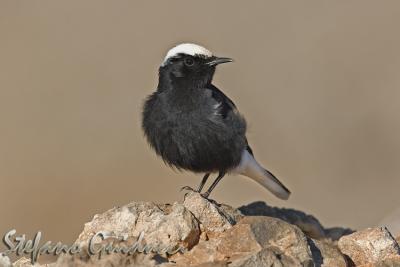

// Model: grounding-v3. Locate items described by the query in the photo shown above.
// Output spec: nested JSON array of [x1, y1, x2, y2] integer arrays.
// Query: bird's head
[[159, 43, 232, 88]]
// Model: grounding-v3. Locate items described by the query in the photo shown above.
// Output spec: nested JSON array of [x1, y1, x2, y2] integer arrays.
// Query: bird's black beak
[[206, 56, 233, 66]]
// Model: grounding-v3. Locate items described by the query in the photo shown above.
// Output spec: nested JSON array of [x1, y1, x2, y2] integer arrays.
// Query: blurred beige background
[[1, 0, 400, 248]]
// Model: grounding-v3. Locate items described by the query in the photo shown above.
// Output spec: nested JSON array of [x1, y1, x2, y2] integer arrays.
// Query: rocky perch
[[3, 192, 400, 267]]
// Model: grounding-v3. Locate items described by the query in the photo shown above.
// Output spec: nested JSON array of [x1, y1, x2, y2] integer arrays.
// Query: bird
[[141, 43, 290, 200]]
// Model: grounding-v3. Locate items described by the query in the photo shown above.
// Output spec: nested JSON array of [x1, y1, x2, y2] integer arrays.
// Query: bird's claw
[[181, 186, 200, 201], [180, 186, 210, 200], [180, 186, 196, 192]]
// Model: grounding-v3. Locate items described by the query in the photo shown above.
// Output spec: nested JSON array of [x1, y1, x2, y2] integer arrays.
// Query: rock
[[216, 202, 244, 224], [371, 254, 400, 267], [238, 217, 314, 266], [11, 258, 33, 267], [76, 201, 200, 253], [0, 254, 11, 267], [11, 257, 52, 267], [8, 194, 367, 266], [170, 216, 314, 266], [338, 227, 400, 266], [309, 239, 347, 267], [54, 253, 158, 267], [188, 263, 228, 267], [11, 254, 160, 267], [169, 220, 262, 265], [228, 248, 288, 267], [239, 201, 353, 240], [356, 255, 400, 267], [182, 192, 241, 233]]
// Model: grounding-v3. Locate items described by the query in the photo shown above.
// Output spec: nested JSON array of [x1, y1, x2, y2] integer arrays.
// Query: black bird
[[142, 43, 290, 199]]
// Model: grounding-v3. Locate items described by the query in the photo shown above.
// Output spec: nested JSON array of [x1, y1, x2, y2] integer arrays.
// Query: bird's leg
[[197, 173, 210, 193], [181, 173, 210, 193], [201, 172, 225, 198]]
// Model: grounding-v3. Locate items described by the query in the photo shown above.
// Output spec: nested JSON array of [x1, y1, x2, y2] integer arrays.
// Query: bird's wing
[[206, 84, 253, 154], [206, 84, 238, 119]]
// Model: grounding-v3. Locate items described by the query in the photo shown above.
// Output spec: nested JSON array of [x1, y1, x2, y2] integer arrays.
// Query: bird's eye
[[184, 57, 195, 66]]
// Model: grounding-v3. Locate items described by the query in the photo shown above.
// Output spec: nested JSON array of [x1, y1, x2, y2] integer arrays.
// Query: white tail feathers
[[232, 150, 291, 200]]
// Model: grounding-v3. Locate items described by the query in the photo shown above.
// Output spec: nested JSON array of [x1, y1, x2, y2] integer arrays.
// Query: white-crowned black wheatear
[[142, 43, 290, 199]]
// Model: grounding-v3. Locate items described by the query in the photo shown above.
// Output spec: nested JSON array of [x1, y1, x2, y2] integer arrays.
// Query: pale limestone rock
[[238, 217, 314, 266], [372, 254, 400, 267], [228, 248, 285, 267], [12, 193, 387, 266], [76, 201, 200, 252], [338, 227, 400, 266], [170, 216, 314, 266], [357, 255, 400, 267], [0, 254, 11, 267], [182, 192, 240, 233], [54, 253, 158, 267], [11, 257, 52, 267]]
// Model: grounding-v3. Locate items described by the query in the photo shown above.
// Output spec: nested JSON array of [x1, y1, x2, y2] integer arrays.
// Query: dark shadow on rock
[[151, 254, 169, 264], [239, 201, 354, 240], [308, 238, 323, 267], [344, 255, 356, 267], [324, 227, 354, 241]]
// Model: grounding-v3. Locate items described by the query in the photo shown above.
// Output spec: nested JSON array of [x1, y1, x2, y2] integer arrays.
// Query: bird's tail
[[235, 150, 291, 200]]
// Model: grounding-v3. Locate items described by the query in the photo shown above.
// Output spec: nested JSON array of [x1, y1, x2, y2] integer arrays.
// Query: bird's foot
[[200, 192, 210, 199], [180, 186, 210, 199], [180, 186, 200, 201]]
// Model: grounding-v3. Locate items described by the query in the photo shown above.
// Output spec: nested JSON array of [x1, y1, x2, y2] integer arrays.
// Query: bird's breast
[[142, 92, 246, 172]]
